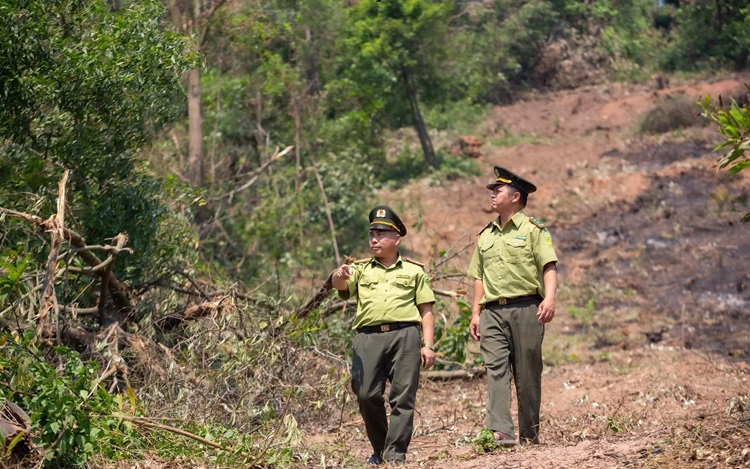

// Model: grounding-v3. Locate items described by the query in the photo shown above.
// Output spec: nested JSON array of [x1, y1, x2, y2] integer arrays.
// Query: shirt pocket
[[357, 276, 379, 298], [394, 276, 415, 291], [479, 240, 500, 263], [504, 238, 531, 264]]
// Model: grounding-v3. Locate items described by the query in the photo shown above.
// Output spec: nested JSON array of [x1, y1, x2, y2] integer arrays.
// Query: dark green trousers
[[480, 299, 544, 443], [351, 325, 421, 462]]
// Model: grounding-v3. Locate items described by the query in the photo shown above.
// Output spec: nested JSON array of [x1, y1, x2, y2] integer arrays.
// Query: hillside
[[304, 74, 750, 468]]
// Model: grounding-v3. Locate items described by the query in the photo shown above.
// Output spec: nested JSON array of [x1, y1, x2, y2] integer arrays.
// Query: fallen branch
[[212, 145, 293, 202], [295, 273, 334, 319], [432, 288, 466, 299], [184, 296, 229, 321], [2, 205, 135, 315], [117, 415, 233, 452], [424, 367, 486, 381]]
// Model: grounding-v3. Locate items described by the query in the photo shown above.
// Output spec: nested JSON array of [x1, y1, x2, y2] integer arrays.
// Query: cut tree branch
[[212, 145, 293, 202], [424, 367, 486, 381], [117, 415, 233, 452]]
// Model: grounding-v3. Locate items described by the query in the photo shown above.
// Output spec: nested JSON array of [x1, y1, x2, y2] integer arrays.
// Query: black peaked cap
[[369, 205, 407, 236], [485, 165, 537, 194]]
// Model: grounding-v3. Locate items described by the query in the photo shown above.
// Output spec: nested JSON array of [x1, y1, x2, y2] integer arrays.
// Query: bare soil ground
[[304, 74, 750, 468]]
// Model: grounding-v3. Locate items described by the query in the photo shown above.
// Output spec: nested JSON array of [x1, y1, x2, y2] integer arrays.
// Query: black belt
[[486, 294, 541, 307], [357, 322, 419, 333]]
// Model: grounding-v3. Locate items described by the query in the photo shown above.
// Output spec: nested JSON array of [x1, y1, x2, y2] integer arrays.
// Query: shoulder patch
[[352, 257, 372, 265], [528, 217, 545, 229], [403, 257, 425, 268], [475, 219, 494, 237]]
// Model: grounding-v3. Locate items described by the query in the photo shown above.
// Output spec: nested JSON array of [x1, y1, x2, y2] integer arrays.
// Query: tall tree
[[0, 0, 198, 291], [166, 0, 227, 187], [338, 0, 454, 168]]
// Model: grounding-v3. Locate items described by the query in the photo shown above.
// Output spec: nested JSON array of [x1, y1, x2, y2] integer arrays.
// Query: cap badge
[[376, 209, 386, 218]]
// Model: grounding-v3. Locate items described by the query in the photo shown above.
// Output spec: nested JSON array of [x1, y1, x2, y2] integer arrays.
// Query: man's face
[[369, 229, 400, 256], [490, 184, 517, 212]]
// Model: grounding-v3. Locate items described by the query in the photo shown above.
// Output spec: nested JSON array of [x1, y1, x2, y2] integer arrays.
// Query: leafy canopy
[[0, 0, 199, 282]]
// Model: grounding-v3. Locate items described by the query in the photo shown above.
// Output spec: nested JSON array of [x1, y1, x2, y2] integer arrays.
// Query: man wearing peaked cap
[[331, 205, 435, 465], [467, 165, 558, 447], [369, 205, 407, 236]]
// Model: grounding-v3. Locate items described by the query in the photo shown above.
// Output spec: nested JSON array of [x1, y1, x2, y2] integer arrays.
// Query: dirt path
[[306, 74, 750, 468]]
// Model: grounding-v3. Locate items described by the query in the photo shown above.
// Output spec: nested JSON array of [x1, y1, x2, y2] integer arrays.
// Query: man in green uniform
[[467, 166, 558, 446], [331, 205, 436, 465]]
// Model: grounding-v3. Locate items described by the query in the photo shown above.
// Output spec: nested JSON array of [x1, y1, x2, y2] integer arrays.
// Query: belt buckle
[[380, 324, 390, 332], [497, 298, 507, 305]]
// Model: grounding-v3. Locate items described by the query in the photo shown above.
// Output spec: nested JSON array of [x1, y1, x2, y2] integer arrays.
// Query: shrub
[[0, 331, 140, 466], [639, 93, 707, 134]]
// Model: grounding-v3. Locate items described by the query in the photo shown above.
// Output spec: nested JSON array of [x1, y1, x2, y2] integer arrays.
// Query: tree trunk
[[403, 68, 438, 168], [187, 68, 204, 187]]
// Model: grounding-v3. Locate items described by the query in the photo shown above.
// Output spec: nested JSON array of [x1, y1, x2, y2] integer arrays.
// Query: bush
[[639, 93, 708, 134], [0, 331, 140, 466]]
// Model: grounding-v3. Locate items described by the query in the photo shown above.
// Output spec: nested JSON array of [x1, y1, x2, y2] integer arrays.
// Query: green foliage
[[607, 415, 636, 434], [446, 0, 561, 103], [0, 0, 197, 182], [472, 428, 500, 453], [700, 91, 750, 222], [0, 331, 140, 466], [380, 150, 480, 190], [429, 152, 482, 183], [568, 299, 596, 328], [334, 0, 454, 127], [434, 299, 481, 368], [0, 253, 31, 309], [423, 100, 492, 133], [0, 0, 199, 285], [664, 1, 750, 71]]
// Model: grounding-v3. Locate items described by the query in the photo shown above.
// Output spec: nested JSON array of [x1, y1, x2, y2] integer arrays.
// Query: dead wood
[[37, 170, 69, 338], [65, 231, 132, 314], [296, 272, 335, 319], [118, 415, 233, 452], [309, 153, 341, 265], [431, 288, 466, 299], [0, 402, 33, 460], [184, 296, 229, 320], [62, 305, 99, 315], [1, 204, 134, 321], [424, 367, 486, 381]]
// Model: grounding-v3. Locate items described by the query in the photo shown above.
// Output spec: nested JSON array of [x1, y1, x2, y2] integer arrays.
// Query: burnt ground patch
[[556, 146, 750, 361], [601, 138, 713, 169]]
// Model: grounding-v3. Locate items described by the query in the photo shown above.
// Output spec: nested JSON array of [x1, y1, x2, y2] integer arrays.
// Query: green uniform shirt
[[467, 210, 558, 305], [338, 254, 436, 330]]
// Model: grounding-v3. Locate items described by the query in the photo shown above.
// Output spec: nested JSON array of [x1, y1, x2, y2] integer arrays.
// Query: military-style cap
[[369, 205, 407, 236], [485, 165, 537, 194]]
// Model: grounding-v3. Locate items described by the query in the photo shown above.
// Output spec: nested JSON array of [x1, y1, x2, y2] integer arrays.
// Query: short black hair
[[506, 185, 528, 207]]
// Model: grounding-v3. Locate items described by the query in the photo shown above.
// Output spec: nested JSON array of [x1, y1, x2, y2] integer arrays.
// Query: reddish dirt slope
[[308, 75, 750, 468]]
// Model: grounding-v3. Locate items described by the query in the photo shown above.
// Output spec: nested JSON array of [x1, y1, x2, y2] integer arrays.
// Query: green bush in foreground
[[0, 331, 140, 466]]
